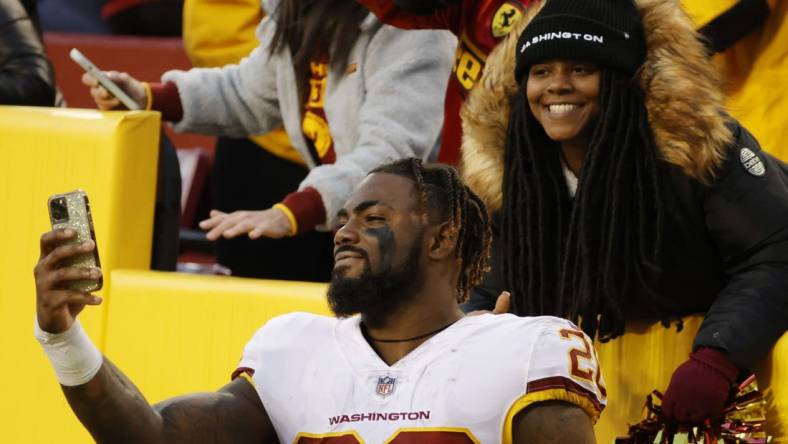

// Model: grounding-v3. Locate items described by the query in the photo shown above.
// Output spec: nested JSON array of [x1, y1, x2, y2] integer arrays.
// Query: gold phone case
[[48, 190, 103, 293]]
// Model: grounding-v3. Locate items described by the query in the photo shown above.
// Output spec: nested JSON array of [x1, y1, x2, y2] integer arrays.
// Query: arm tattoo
[[62, 358, 275, 443], [512, 401, 596, 444]]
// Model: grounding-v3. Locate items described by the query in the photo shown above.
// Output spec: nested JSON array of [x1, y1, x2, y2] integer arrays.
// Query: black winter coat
[[467, 123, 788, 371], [0, 0, 55, 106]]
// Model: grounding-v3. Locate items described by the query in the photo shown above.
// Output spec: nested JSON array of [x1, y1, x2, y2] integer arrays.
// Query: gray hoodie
[[162, 0, 455, 229]]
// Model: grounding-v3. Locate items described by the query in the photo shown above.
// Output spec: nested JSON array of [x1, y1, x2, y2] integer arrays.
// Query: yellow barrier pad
[[0, 107, 160, 443], [757, 333, 788, 442], [104, 270, 330, 402], [595, 317, 702, 442]]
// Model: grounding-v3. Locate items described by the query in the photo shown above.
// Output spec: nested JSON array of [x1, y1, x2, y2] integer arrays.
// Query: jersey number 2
[[559, 328, 607, 397]]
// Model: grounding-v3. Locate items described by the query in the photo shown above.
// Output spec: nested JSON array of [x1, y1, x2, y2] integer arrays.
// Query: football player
[[34, 158, 605, 443]]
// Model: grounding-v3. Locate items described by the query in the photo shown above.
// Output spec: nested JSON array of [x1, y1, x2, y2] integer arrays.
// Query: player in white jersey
[[34, 158, 604, 443], [237, 313, 604, 443]]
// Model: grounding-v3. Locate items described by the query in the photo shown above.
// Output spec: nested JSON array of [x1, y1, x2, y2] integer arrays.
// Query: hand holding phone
[[71, 48, 146, 111], [47, 190, 103, 293], [35, 191, 103, 334]]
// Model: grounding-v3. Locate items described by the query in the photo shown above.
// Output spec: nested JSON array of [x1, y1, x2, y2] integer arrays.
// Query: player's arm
[[63, 363, 274, 443], [35, 229, 277, 443], [511, 401, 595, 444], [506, 318, 605, 443]]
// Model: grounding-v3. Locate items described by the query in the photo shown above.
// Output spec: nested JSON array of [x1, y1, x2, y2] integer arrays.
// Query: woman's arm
[[694, 125, 788, 369], [162, 15, 283, 137], [299, 25, 456, 229], [661, 123, 788, 424]]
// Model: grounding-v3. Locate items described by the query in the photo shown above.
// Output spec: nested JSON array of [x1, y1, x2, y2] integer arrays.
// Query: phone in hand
[[48, 190, 103, 293], [69, 48, 141, 111]]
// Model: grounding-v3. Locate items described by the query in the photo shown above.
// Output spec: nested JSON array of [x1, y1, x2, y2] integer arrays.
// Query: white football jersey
[[236, 313, 606, 444]]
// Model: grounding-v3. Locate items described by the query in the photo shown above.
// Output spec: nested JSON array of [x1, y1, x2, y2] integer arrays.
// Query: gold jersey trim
[[501, 388, 601, 443]]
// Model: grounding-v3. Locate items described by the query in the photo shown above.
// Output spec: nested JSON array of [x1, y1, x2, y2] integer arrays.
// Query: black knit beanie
[[514, 0, 646, 82]]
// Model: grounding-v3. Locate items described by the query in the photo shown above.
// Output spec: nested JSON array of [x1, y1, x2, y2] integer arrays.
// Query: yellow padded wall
[[0, 107, 160, 443], [104, 270, 331, 402], [596, 317, 788, 443], [594, 317, 702, 443], [757, 333, 788, 442]]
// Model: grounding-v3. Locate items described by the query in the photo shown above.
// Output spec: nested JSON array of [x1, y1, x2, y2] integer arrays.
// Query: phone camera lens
[[51, 198, 69, 222]]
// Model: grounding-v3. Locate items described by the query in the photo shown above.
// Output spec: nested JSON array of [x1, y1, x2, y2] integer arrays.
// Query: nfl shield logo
[[376, 376, 396, 397]]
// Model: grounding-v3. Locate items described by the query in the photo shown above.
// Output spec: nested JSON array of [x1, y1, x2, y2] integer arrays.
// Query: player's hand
[[467, 291, 511, 316], [81, 71, 147, 110], [34, 229, 103, 334], [199, 208, 294, 241]]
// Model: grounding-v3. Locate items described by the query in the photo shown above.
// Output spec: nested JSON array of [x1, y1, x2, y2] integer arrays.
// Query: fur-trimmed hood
[[461, 0, 732, 213]]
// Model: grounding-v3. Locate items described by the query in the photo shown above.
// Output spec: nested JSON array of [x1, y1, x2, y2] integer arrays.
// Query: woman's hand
[[81, 71, 147, 110], [199, 208, 294, 241], [467, 291, 511, 316]]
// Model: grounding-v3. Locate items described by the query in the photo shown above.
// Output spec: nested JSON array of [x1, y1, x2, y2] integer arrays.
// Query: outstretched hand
[[34, 229, 103, 334], [199, 208, 294, 241], [467, 291, 511, 316]]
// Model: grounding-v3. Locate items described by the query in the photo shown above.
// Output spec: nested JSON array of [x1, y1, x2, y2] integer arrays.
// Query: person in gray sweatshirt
[[83, 0, 455, 271]]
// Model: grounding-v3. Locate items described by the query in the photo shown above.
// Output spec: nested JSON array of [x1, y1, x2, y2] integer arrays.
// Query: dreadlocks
[[372, 159, 492, 302], [502, 69, 674, 341]]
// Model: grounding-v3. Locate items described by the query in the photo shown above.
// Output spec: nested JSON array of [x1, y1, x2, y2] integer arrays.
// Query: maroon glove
[[661, 347, 739, 424]]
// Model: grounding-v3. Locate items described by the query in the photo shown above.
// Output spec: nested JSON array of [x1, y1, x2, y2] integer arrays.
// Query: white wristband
[[35, 319, 103, 386]]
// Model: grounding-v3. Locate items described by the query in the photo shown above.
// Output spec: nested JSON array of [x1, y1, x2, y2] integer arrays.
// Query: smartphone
[[69, 48, 141, 111], [48, 190, 103, 293]]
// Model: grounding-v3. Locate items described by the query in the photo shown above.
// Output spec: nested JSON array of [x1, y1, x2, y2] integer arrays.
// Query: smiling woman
[[496, 0, 664, 340], [525, 60, 601, 174], [461, 0, 788, 428]]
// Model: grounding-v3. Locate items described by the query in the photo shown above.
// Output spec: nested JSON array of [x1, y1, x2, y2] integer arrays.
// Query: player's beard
[[327, 238, 423, 328]]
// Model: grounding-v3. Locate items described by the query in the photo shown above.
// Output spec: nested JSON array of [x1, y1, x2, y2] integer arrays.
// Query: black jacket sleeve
[[463, 217, 506, 313], [698, 0, 770, 53], [0, 0, 56, 106], [694, 123, 788, 370]]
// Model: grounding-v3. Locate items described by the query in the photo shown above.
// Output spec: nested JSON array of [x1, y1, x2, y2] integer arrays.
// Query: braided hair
[[502, 69, 674, 341], [373, 159, 492, 302]]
